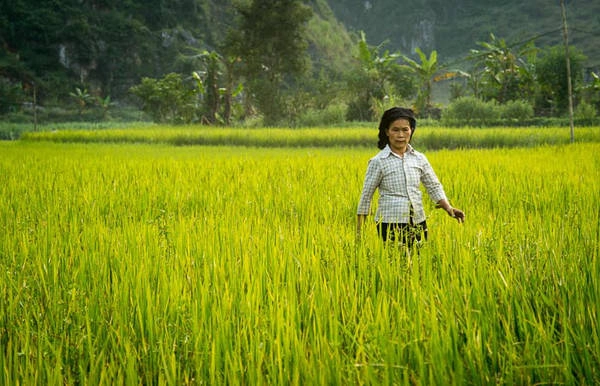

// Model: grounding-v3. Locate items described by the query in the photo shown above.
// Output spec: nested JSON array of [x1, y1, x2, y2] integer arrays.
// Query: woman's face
[[386, 118, 412, 153]]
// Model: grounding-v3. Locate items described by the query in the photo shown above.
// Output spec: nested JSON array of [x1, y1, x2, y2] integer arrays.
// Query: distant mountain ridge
[[327, 0, 600, 69]]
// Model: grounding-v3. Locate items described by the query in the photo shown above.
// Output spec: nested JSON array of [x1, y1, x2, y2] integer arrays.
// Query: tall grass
[[18, 125, 600, 149], [1, 141, 598, 384], [0, 121, 155, 140]]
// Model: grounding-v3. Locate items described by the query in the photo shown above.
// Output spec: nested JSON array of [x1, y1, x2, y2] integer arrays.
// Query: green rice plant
[[18, 125, 600, 149], [0, 141, 598, 384]]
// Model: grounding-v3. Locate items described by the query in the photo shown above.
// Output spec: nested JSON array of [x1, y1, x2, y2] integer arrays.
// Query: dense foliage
[[1, 0, 599, 125], [1, 0, 217, 100], [0, 0, 358, 124], [328, 0, 600, 69], [224, 0, 314, 125]]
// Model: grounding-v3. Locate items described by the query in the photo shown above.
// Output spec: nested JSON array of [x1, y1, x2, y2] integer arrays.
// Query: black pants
[[377, 221, 428, 247]]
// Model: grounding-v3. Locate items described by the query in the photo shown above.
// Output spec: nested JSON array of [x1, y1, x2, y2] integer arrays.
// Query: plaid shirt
[[357, 144, 447, 224]]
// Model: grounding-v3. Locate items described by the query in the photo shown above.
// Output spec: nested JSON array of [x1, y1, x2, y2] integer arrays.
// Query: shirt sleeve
[[420, 155, 447, 203], [357, 159, 382, 215]]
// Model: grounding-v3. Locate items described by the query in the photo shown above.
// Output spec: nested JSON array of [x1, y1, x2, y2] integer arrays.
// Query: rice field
[[1, 134, 599, 384], [19, 125, 600, 149]]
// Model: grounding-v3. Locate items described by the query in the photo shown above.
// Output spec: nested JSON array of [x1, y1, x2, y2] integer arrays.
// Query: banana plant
[[69, 87, 93, 117], [401, 48, 441, 113]]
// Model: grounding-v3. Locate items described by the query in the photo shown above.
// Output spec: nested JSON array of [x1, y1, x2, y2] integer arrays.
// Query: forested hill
[[0, 0, 355, 102], [1, 0, 599, 108], [329, 0, 600, 69]]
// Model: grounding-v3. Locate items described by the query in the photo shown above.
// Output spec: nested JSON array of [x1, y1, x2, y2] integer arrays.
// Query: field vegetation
[[1, 127, 599, 384], [14, 124, 600, 149]]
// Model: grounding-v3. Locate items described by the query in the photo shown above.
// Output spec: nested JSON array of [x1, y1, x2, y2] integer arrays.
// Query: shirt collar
[[382, 144, 414, 158]]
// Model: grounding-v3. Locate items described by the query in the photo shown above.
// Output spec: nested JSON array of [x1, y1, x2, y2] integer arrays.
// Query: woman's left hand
[[448, 207, 465, 223]]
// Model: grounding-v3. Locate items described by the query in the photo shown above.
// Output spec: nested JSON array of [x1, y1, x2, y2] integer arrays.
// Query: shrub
[[370, 95, 410, 121], [129, 73, 196, 124], [296, 103, 347, 127], [499, 100, 534, 121], [441, 97, 500, 126], [0, 78, 26, 114], [0, 124, 28, 140], [575, 101, 597, 121]]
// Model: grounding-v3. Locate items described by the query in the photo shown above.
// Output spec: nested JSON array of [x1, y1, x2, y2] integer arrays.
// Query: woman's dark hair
[[377, 107, 417, 149]]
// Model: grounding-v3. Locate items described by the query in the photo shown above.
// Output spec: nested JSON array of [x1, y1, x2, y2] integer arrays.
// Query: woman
[[356, 107, 464, 247]]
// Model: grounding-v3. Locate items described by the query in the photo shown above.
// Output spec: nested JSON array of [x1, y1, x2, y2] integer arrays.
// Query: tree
[[96, 95, 113, 120], [400, 47, 453, 115], [468, 33, 538, 104], [190, 50, 222, 124], [181, 47, 244, 125], [226, 0, 313, 125], [0, 78, 26, 114], [69, 87, 93, 117], [346, 31, 415, 121], [581, 72, 600, 115], [220, 55, 244, 125], [535, 45, 586, 116], [129, 73, 195, 123]]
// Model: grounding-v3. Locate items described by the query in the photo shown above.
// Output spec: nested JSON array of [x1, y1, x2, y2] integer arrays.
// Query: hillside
[[0, 0, 355, 103], [2, 0, 599, 116], [328, 0, 600, 70]]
